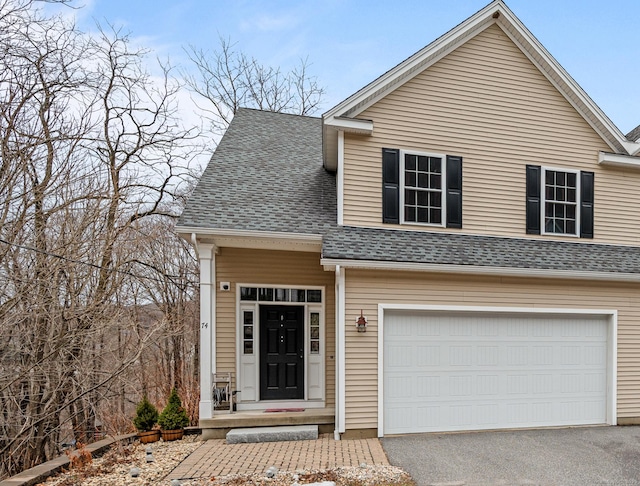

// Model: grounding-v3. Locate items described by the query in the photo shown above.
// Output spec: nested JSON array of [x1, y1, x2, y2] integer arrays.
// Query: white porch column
[[198, 243, 216, 420]]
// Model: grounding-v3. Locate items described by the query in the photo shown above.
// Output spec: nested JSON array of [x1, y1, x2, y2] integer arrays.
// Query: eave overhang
[[176, 226, 323, 253], [322, 117, 373, 172], [598, 151, 640, 170]]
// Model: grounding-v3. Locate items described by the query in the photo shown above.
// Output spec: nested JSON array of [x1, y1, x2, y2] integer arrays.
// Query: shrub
[[158, 388, 190, 430], [132, 396, 158, 432]]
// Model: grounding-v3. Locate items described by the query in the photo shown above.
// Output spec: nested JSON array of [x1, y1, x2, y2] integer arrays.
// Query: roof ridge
[[236, 106, 321, 120]]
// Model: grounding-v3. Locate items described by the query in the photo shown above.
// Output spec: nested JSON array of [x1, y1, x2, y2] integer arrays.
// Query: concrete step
[[226, 425, 318, 444]]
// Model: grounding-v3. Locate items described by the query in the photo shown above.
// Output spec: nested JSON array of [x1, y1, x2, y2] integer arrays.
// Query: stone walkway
[[167, 434, 389, 481]]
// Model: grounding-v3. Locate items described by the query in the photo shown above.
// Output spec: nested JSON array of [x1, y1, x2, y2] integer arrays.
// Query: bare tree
[[0, 2, 324, 479], [0, 1, 201, 477], [129, 214, 199, 422], [184, 36, 325, 134]]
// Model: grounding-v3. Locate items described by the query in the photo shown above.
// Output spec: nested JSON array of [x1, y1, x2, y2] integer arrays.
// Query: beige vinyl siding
[[215, 248, 335, 406], [342, 24, 640, 244], [344, 269, 640, 431]]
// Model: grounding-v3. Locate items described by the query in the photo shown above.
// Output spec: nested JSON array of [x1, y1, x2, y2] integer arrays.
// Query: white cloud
[[240, 12, 300, 33]]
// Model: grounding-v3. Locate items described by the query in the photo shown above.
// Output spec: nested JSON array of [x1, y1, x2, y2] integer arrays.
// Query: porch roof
[[178, 108, 336, 235]]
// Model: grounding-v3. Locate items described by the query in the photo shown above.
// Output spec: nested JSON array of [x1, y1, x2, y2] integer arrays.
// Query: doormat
[[264, 408, 305, 413]]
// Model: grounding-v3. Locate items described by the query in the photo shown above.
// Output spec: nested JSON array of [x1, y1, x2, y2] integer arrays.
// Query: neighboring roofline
[[320, 258, 640, 283], [322, 0, 640, 170], [176, 226, 323, 252], [626, 124, 640, 143]]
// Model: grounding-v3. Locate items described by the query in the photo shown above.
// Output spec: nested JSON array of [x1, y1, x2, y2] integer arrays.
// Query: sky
[[61, 0, 640, 134]]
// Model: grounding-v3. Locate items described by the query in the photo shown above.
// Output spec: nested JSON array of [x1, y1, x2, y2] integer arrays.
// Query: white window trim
[[399, 149, 447, 228], [540, 165, 581, 237], [235, 283, 326, 410]]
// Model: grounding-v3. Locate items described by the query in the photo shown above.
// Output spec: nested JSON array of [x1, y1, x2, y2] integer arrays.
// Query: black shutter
[[446, 155, 463, 229], [526, 165, 541, 234], [580, 171, 594, 239], [382, 148, 400, 224]]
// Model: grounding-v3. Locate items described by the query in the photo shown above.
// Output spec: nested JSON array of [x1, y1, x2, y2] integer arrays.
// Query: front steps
[[226, 425, 318, 444], [200, 408, 334, 440]]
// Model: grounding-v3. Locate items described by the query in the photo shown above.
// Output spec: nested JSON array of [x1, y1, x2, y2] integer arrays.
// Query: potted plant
[[133, 396, 160, 444], [158, 388, 190, 441]]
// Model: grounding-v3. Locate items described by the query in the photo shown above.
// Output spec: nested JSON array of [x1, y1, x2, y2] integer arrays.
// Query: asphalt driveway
[[381, 426, 640, 485]]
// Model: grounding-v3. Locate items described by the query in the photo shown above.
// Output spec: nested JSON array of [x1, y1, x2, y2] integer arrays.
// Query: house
[[176, 0, 640, 439]]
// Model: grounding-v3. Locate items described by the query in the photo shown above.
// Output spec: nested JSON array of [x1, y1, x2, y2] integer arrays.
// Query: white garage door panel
[[383, 313, 609, 435]]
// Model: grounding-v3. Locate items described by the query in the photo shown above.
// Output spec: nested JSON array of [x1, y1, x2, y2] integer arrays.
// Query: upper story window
[[526, 165, 594, 238], [403, 152, 444, 225], [382, 148, 462, 229], [543, 168, 578, 235]]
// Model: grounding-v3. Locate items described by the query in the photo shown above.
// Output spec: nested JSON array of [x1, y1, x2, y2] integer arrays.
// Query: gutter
[[321, 258, 640, 283]]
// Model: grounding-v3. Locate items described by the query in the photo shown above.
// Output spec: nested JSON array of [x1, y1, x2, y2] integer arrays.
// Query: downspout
[[191, 232, 199, 253], [334, 265, 346, 439], [337, 131, 344, 225]]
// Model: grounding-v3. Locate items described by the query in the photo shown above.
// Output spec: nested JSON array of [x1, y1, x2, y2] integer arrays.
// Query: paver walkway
[[167, 434, 389, 481]]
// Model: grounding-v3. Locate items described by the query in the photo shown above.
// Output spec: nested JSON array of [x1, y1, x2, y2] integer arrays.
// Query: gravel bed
[[187, 465, 414, 485], [37, 435, 414, 486], [37, 435, 202, 486]]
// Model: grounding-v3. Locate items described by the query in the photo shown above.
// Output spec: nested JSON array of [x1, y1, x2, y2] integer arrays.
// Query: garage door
[[383, 311, 610, 435]]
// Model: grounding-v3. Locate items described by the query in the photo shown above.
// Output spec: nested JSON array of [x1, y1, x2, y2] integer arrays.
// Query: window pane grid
[[404, 154, 442, 224], [544, 169, 578, 235], [310, 312, 320, 354], [239, 287, 322, 303], [242, 311, 254, 355]]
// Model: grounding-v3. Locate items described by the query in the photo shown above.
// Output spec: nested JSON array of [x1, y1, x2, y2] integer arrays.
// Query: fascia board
[[320, 258, 640, 283], [323, 116, 373, 134], [622, 140, 640, 156], [176, 226, 322, 241], [598, 151, 640, 169], [176, 226, 323, 251]]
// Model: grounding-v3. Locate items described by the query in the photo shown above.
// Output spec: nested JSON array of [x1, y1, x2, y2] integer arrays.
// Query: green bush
[[133, 396, 158, 432], [158, 388, 190, 430]]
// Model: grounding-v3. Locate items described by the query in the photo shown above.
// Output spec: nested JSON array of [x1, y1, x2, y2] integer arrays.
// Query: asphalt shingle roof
[[180, 108, 640, 276], [323, 226, 640, 275], [178, 108, 336, 234], [626, 124, 640, 142]]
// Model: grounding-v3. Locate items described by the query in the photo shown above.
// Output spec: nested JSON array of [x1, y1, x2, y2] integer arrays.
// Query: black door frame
[[259, 304, 305, 400]]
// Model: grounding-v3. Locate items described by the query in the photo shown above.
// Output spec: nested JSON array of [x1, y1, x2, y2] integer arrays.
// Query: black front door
[[260, 305, 304, 400]]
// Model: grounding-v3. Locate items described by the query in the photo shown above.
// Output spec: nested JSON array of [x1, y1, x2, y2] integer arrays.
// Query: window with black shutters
[[526, 165, 594, 238], [382, 148, 462, 229]]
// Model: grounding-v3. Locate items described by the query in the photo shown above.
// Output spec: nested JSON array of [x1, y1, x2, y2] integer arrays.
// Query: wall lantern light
[[355, 309, 367, 333]]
